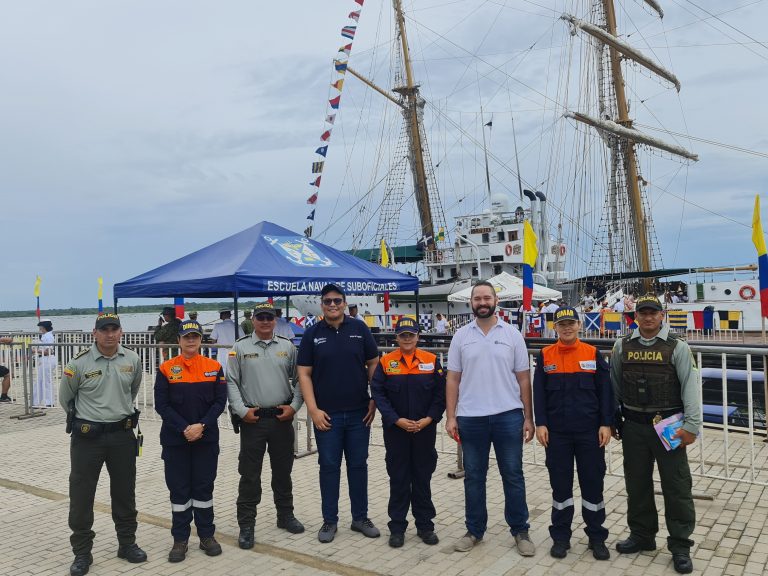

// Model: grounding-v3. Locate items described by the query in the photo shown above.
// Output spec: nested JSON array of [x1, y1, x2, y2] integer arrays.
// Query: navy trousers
[[383, 423, 438, 534], [162, 442, 220, 541], [545, 429, 608, 543]]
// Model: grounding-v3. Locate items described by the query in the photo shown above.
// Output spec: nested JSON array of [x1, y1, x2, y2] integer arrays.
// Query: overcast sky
[[1, 0, 766, 310]]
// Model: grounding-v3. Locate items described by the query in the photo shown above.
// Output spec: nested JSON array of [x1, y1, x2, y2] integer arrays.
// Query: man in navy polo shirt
[[297, 284, 381, 543]]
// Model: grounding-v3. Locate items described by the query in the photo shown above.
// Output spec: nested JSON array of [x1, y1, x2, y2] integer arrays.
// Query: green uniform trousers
[[621, 419, 695, 553], [69, 429, 138, 555]]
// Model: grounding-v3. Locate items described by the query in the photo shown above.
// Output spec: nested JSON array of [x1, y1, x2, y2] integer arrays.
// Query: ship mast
[[562, 2, 698, 292], [392, 0, 435, 247], [602, 0, 651, 290]]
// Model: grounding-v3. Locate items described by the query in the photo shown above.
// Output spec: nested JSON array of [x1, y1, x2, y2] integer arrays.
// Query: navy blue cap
[[395, 317, 419, 334], [179, 320, 203, 336], [553, 307, 579, 324], [321, 283, 345, 297]]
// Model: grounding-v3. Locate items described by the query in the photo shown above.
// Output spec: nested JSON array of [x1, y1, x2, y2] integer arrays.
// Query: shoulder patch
[[63, 365, 75, 378], [236, 334, 251, 341], [276, 334, 292, 341], [122, 345, 135, 352], [73, 348, 90, 360], [228, 350, 237, 356]]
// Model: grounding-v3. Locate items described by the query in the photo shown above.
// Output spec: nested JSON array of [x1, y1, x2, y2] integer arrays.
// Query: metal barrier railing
[[3, 339, 768, 486]]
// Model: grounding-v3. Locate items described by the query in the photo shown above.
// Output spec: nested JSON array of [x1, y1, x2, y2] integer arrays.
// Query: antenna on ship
[[480, 107, 493, 215]]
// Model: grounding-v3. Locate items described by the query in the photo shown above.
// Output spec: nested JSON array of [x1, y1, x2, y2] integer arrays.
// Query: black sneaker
[[550, 540, 570, 559], [0, 394, 11, 403], [589, 540, 610, 560], [277, 516, 305, 534], [417, 530, 439, 545], [388, 533, 405, 548]]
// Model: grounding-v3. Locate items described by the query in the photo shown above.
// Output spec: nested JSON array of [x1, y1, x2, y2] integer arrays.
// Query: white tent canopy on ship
[[447, 272, 562, 303]]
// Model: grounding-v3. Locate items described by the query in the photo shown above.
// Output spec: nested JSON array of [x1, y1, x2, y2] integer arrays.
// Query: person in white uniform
[[34, 319, 56, 407], [209, 310, 237, 374]]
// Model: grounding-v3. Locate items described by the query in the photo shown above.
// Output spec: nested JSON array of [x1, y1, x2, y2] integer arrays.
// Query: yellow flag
[[33, 275, 41, 297], [380, 238, 389, 267], [97, 277, 104, 299], [523, 220, 538, 267], [752, 195, 766, 256]]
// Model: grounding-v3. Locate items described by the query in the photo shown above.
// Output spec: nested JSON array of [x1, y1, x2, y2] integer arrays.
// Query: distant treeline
[[0, 300, 286, 318]]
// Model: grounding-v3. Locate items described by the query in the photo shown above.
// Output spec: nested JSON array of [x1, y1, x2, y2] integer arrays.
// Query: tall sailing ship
[[294, 1, 763, 330]]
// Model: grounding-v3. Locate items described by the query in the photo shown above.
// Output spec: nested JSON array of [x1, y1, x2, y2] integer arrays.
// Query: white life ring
[[559, 245, 566, 257], [739, 285, 756, 300], [505, 244, 513, 256]]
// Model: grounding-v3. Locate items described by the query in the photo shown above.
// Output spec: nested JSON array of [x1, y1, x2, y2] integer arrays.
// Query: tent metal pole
[[234, 296, 240, 339], [415, 288, 420, 326], [113, 297, 118, 314], [286, 296, 290, 319]]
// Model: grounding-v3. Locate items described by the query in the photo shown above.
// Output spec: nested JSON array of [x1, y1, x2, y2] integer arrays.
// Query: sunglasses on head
[[322, 298, 344, 306], [255, 314, 275, 322]]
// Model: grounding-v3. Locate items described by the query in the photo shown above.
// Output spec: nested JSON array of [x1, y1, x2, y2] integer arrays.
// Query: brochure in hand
[[654, 412, 684, 451]]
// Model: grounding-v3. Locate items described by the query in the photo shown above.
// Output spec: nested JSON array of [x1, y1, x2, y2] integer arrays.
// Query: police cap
[[95, 313, 121, 329], [636, 294, 663, 311], [253, 302, 277, 317]]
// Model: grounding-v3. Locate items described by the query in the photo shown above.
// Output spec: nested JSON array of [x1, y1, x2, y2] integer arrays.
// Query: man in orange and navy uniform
[[533, 307, 613, 561], [155, 320, 228, 562], [370, 317, 446, 549]]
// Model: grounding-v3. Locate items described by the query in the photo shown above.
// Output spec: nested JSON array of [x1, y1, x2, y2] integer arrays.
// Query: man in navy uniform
[[533, 307, 613, 560]]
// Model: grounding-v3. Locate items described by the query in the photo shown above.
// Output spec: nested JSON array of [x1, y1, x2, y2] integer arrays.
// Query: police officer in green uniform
[[59, 313, 147, 576], [241, 310, 254, 336], [227, 301, 305, 548], [610, 294, 700, 574]]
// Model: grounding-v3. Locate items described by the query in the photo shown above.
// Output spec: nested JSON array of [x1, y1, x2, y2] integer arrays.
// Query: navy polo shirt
[[297, 316, 379, 412]]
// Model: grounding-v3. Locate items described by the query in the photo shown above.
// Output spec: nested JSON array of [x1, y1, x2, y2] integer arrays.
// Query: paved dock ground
[[1, 403, 767, 576]]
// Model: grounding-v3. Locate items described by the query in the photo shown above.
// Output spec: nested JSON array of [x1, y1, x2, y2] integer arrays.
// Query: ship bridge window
[[491, 255, 503, 262], [508, 231, 518, 241], [497, 231, 505, 242], [451, 268, 459, 278], [493, 264, 502, 275], [481, 233, 489, 243], [472, 266, 478, 277], [436, 268, 445, 278]]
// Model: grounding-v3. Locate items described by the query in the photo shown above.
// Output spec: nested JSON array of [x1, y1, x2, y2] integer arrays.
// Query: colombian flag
[[752, 195, 768, 318], [522, 220, 537, 311]]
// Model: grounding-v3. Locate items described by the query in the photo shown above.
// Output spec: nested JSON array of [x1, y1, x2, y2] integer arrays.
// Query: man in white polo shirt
[[445, 281, 536, 556]]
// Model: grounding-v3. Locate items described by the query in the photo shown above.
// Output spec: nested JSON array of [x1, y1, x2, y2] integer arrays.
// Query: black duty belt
[[74, 416, 137, 433], [245, 404, 288, 419], [622, 407, 682, 425]]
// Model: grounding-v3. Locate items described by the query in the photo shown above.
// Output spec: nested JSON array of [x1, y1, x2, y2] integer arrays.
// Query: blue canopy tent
[[113, 221, 419, 334]]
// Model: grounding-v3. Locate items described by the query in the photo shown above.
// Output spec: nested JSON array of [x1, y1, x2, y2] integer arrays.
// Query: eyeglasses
[[322, 298, 344, 306], [254, 314, 275, 322]]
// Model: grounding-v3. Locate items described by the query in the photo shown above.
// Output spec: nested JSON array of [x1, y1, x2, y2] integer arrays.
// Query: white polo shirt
[[447, 319, 529, 417]]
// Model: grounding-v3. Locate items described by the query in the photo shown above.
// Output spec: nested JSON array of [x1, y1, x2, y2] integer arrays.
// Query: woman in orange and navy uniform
[[533, 306, 614, 561], [155, 320, 228, 563], [370, 317, 446, 549]]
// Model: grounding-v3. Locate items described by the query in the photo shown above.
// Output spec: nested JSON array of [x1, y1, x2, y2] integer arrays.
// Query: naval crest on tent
[[263, 235, 337, 268]]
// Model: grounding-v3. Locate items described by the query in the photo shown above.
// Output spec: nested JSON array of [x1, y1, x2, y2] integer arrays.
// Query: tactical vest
[[621, 334, 682, 411]]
